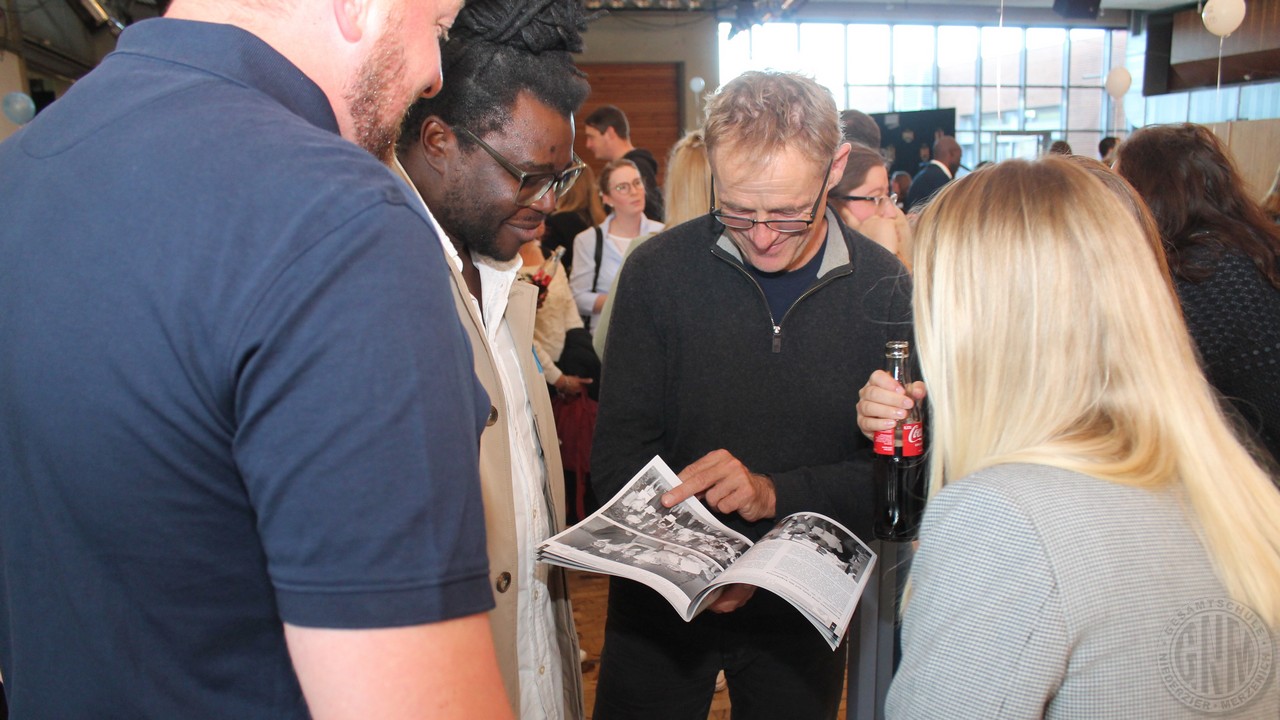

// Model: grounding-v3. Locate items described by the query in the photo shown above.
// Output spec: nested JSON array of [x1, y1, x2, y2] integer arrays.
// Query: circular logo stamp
[[1158, 597, 1274, 713]]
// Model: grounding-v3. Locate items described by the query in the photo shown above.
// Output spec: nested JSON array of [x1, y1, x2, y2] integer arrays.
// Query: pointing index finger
[[661, 473, 711, 508]]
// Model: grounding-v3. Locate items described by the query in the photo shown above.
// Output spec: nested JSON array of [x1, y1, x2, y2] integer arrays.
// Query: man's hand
[[856, 369, 927, 440], [707, 584, 756, 613], [661, 449, 776, 522]]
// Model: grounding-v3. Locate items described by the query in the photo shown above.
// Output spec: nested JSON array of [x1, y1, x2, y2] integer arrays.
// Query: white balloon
[[1104, 67, 1132, 99], [689, 76, 705, 94], [2, 92, 35, 126], [1202, 0, 1246, 37]]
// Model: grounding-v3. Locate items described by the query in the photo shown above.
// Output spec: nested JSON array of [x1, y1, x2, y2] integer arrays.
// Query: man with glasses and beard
[[0, 0, 512, 718], [589, 70, 912, 719], [393, 1, 594, 717]]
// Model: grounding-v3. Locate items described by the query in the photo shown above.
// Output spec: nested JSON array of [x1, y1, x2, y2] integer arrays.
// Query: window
[[981, 27, 1023, 86], [847, 25, 891, 85], [720, 20, 1280, 163], [892, 26, 935, 85], [937, 27, 978, 86]]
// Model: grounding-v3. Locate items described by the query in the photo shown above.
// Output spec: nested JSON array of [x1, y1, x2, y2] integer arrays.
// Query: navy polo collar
[[112, 17, 339, 135]]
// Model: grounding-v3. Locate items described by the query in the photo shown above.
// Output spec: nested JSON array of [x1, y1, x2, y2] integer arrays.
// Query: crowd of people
[[1, 0, 1278, 719]]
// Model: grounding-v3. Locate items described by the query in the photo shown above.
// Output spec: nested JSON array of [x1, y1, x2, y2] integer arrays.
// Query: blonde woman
[[661, 129, 713, 228], [869, 158, 1280, 717], [544, 163, 607, 273]]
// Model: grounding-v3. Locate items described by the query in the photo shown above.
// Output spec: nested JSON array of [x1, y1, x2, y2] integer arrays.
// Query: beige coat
[[393, 161, 584, 719]]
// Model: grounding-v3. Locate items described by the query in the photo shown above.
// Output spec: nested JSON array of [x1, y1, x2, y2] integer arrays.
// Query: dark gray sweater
[[592, 211, 913, 542], [1175, 245, 1280, 465]]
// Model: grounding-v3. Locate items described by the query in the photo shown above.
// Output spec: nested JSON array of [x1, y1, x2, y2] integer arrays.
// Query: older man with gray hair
[[590, 70, 912, 719]]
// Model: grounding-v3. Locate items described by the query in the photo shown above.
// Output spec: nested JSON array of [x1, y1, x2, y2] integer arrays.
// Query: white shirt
[[567, 213, 664, 328], [929, 158, 954, 180], [473, 253, 564, 720]]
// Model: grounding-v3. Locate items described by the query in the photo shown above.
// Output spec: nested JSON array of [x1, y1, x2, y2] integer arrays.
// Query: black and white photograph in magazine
[[602, 464, 748, 567], [556, 516, 722, 596], [764, 513, 874, 580]]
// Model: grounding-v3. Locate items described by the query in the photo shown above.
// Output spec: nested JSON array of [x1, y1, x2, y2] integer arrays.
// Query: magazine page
[[538, 456, 754, 617], [698, 512, 876, 649]]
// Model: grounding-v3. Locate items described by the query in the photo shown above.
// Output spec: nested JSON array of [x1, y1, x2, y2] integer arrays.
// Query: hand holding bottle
[[871, 341, 927, 541], [856, 370, 927, 440]]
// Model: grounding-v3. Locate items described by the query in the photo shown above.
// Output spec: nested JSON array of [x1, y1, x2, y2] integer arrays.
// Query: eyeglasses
[[610, 178, 645, 195], [710, 158, 834, 235], [455, 127, 585, 207], [837, 193, 898, 208]]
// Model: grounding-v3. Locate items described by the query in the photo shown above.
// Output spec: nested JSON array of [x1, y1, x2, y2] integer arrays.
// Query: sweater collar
[[713, 206, 852, 279]]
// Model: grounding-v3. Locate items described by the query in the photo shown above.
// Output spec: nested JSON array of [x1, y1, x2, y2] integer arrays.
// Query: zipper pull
[[772, 325, 782, 353]]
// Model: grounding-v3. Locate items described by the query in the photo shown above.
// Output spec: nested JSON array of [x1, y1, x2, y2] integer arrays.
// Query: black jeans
[[593, 578, 847, 720]]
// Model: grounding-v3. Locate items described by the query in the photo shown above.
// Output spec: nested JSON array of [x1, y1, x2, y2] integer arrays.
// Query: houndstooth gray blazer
[[886, 463, 1279, 719]]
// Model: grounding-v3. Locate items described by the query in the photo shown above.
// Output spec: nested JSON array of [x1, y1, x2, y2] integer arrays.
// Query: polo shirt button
[[486, 405, 499, 427], [495, 571, 512, 593], [539, 665, 546, 675]]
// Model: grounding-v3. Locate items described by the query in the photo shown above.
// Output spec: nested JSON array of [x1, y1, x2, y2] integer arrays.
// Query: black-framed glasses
[[837, 192, 899, 208], [710, 158, 834, 235], [455, 127, 585, 207]]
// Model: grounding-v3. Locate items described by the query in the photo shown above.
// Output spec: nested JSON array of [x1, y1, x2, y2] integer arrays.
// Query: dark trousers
[[593, 578, 847, 720]]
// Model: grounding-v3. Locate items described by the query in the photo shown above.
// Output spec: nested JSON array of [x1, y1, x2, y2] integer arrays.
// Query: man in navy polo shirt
[[0, 1, 512, 718]]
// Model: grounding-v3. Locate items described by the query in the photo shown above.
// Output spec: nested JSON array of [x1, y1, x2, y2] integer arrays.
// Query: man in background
[[590, 70, 912, 719], [394, 0, 593, 716], [905, 135, 962, 211], [0, 1, 509, 718], [584, 104, 665, 221], [1099, 135, 1119, 166], [840, 108, 882, 149]]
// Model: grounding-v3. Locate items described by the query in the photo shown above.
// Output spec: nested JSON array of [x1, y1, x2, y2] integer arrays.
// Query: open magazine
[[536, 456, 876, 650]]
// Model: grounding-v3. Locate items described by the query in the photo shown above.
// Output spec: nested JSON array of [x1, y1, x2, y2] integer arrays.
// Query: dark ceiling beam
[[2, 0, 23, 55], [22, 33, 94, 78]]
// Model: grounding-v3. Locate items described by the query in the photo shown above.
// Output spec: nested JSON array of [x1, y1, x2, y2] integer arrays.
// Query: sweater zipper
[[773, 272, 848, 350], [716, 252, 852, 353]]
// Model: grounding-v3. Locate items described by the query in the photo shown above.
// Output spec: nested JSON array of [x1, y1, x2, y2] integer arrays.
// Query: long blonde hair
[[913, 157, 1280, 627], [556, 163, 606, 225], [662, 130, 711, 227]]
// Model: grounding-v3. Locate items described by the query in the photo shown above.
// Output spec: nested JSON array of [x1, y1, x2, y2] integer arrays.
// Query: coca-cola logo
[[906, 424, 923, 445]]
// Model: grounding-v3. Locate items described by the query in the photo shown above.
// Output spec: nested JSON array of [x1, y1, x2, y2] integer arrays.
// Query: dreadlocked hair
[[396, 0, 597, 155]]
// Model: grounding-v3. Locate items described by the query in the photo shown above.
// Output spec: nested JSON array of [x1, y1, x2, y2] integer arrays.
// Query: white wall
[[580, 12, 720, 133], [0, 50, 28, 143]]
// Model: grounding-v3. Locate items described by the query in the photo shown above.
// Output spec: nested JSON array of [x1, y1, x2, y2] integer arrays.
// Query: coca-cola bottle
[[871, 340, 926, 541]]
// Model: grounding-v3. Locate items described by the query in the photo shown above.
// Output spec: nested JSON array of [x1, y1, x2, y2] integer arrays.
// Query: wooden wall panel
[[1168, 0, 1280, 89], [1210, 118, 1280, 200], [576, 62, 682, 189], [1171, 0, 1280, 64]]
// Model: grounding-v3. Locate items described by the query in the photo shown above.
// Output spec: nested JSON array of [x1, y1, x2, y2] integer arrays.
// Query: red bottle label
[[873, 429, 895, 455], [902, 422, 924, 457]]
